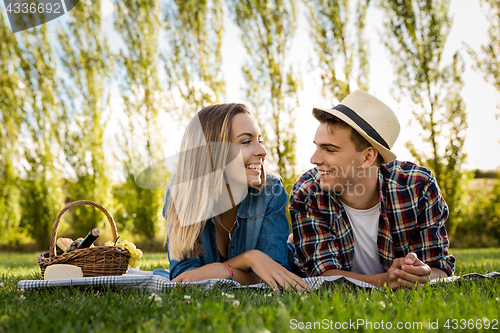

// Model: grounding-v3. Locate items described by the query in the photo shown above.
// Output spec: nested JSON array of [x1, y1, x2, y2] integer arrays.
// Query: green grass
[[1, 248, 499, 332]]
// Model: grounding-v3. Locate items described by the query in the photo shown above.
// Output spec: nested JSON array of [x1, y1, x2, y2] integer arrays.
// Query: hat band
[[333, 104, 390, 150]]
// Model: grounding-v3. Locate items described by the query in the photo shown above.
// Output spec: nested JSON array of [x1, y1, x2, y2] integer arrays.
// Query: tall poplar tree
[[306, 0, 371, 102], [163, 0, 225, 119], [57, 0, 113, 236], [17, 25, 64, 248], [465, 0, 500, 245], [114, 0, 165, 239], [227, 0, 300, 190], [380, 0, 468, 233], [0, 13, 23, 244]]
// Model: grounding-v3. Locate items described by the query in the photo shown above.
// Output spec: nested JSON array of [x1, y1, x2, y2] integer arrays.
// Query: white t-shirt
[[342, 202, 385, 275]]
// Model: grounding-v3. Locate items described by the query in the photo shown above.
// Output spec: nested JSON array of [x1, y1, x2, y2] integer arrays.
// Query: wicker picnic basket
[[38, 200, 130, 279]]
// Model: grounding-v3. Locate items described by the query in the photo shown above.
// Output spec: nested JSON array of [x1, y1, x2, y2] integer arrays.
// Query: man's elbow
[[430, 267, 449, 278], [314, 266, 346, 277]]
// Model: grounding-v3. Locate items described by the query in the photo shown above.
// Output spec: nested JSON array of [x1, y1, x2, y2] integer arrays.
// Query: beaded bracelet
[[223, 263, 234, 280]]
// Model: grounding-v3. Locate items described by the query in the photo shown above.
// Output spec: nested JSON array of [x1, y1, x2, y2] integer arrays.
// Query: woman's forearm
[[172, 249, 309, 291], [231, 268, 261, 285], [224, 250, 257, 272], [171, 251, 262, 285], [224, 250, 262, 285]]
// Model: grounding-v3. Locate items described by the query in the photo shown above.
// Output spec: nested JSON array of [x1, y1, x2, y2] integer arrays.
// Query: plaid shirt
[[290, 160, 455, 277]]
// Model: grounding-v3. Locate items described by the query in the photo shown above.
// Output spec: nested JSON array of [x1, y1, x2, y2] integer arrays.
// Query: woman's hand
[[171, 263, 230, 283], [170, 250, 311, 292], [241, 250, 311, 292]]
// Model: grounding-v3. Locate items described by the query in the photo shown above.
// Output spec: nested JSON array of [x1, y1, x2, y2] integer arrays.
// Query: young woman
[[162, 103, 309, 291]]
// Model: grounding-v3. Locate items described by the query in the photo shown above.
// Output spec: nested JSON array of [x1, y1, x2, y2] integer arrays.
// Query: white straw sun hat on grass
[[313, 89, 401, 164]]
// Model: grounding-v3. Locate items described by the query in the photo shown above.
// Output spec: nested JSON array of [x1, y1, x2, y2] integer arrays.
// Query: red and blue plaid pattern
[[290, 160, 455, 277]]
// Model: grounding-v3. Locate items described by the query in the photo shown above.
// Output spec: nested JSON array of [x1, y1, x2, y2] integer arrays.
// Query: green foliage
[[114, 0, 165, 239], [16, 25, 64, 248], [57, 0, 114, 235], [380, 0, 469, 234], [1, 0, 495, 250], [454, 177, 500, 248], [0, 12, 24, 244], [0, 164, 23, 245], [0, 16, 63, 247], [112, 171, 164, 241], [474, 169, 500, 179], [163, 0, 226, 119], [227, 0, 300, 190], [18, 179, 63, 249], [306, 0, 371, 102]]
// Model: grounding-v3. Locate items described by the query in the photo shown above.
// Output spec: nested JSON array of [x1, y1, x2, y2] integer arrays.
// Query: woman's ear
[[362, 147, 379, 168]]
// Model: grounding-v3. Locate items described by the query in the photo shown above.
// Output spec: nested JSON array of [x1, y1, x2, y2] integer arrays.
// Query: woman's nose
[[256, 142, 267, 158]]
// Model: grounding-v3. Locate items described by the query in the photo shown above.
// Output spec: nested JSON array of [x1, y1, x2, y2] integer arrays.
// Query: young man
[[289, 89, 455, 289]]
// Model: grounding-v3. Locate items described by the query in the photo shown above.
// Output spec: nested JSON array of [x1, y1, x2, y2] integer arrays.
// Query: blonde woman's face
[[228, 113, 266, 187]]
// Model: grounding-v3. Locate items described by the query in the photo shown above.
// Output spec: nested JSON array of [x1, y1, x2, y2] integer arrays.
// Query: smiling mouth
[[317, 170, 333, 176], [246, 164, 261, 173]]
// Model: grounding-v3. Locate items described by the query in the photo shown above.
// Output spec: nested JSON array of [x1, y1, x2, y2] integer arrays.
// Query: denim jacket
[[164, 175, 292, 280]]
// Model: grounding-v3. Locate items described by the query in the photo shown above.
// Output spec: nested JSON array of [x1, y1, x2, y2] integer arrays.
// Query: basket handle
[[49, 200, 119, 257]]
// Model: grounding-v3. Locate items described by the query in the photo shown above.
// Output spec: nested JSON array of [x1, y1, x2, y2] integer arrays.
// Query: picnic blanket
[[17, 270, 500, 292]]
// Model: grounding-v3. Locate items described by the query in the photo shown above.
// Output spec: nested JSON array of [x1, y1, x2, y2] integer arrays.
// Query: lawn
[[0, 248, 499, 332]]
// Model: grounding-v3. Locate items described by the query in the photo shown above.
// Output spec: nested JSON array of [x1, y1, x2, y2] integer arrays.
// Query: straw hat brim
[[313, 107, 397, 164]]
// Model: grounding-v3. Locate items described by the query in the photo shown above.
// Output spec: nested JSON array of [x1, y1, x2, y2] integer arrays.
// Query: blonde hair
[[165, 104, 267, 260]]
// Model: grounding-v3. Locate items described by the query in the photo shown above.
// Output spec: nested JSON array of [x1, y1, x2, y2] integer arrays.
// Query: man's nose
[[310, 148, 322, 165]]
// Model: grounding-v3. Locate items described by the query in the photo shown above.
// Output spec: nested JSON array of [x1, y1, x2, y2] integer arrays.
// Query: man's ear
[[362, 147, 378, 168]]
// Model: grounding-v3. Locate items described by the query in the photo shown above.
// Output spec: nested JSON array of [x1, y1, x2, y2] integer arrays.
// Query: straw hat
[[313, 89, 400, 164]]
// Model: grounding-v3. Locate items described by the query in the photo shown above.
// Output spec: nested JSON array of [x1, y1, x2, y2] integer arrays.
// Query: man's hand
[[386, 253, 431, 289]]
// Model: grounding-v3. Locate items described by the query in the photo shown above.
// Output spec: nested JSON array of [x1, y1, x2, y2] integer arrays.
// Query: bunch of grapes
[[104, 239, 143, 268]]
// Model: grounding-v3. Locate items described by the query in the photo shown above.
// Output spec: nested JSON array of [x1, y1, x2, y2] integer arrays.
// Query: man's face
[[310, 123, 367, 194]]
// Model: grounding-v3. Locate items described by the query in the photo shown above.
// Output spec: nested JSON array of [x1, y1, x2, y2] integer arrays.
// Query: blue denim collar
[[236, 186, 265, 219]]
